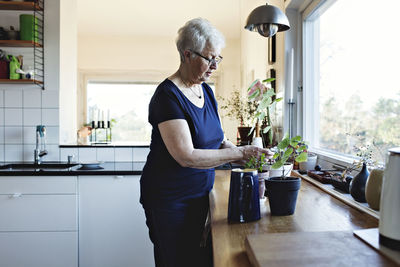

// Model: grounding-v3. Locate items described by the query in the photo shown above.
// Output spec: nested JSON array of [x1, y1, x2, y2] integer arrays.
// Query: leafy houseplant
[[265, 134, 308, 216], [245, 153, 269, 199], [247, 78, 283, 147], [219, 90, 257, 144], [271, 134, 308, 178]]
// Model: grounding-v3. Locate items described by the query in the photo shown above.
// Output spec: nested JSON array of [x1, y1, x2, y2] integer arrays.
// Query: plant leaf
[[262, 78, 276, 83], [272, 160, 283, 169], [277, 137, 290, 150], [284, 147, 293, 158], [295, 152, 308, 162], [262, 126, 271, 134]]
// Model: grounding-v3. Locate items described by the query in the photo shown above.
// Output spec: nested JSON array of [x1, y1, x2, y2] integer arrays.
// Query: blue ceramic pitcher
[[228, 168, 260, 223]]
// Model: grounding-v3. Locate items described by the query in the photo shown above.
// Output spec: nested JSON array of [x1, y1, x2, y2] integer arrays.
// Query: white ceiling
[[77, 0, 241, 39]]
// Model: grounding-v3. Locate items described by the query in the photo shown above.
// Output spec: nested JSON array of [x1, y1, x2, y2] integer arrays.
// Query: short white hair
[[176, 18, 226, 62]]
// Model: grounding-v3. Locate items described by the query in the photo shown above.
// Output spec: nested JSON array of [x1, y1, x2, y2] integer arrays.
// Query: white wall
[[59, 0, 78, 145]]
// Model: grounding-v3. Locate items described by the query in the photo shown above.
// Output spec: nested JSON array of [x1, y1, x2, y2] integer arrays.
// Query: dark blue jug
[[228, 168, 260, 223]]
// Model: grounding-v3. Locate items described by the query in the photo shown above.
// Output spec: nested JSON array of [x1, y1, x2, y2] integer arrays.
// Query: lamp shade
[[245, 3, 290, 37]]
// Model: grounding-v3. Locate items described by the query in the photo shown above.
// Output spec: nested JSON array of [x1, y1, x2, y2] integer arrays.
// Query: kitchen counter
[[0, 161, 144, 176], [210, 170, 383, 267]]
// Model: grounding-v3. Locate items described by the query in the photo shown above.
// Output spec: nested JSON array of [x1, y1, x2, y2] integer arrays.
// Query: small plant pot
[[258, 171, 269, 200], [263, 163, 293, 178], [265, 177, 301, 216], [299, 153, 318, 172]]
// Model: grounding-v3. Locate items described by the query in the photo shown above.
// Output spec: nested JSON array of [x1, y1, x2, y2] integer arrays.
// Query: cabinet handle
[[115, 176, 124, 179], [10, 193, 22, 198]]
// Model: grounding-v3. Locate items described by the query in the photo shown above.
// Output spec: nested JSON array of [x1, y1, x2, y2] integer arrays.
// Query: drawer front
[[0, 176, 77, 194], [0, 231, 78, 267], [0, 194, 77, 231]]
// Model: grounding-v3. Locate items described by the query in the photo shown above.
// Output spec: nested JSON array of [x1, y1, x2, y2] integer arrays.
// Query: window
[[87, 82, 157, 144], [303, 0, 400, 162]]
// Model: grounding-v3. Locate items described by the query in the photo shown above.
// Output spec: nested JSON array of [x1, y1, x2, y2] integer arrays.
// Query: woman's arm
[[159, 119, 270, 169]]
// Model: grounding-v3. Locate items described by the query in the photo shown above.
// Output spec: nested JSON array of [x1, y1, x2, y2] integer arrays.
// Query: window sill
[[292, 170, 379, 220]]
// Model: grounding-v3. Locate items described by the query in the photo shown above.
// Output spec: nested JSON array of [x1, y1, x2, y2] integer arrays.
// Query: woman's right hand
[[239, 145, 273, 162]]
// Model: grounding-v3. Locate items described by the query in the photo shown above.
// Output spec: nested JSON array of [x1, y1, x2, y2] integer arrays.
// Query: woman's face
[[186, 44, 222, 84]]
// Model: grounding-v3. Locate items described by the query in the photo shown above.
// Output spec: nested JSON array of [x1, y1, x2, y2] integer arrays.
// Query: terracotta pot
[[365, 169, 384, 211]]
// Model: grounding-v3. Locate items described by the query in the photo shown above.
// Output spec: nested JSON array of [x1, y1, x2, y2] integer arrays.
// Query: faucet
[[34, 125, 48, 164]]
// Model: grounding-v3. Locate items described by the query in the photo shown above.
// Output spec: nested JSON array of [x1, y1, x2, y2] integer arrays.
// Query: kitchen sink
[[0, 162, 80, 171]]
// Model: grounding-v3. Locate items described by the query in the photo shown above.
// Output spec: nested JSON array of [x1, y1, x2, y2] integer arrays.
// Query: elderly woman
[[140, 18, 270, 267]]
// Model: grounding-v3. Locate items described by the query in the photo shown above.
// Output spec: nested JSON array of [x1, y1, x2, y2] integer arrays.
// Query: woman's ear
[[183, 50, 191, 61]]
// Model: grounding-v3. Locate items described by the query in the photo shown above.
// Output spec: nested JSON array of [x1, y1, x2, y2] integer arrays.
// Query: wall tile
[[60, 147, 78, 162], [0, 109, 3, 126], [23, 144, 35, 162], [45, 144, 60, 161], [96, 147, 115, 162], [115, 148, 133, 162], [5, 108, 23, 126], [5, 127, 23, 144], [46, 126, 59, 144], [0, 90, 4, 107], [23, 108, 41, 126], [23, 126, 36, 144], [0, 145, 4, 161], [133, 161, 146, 171], [133, 147, 150, 161], [42, 90, 59, 108], [4, 90, 22, 108], [78, 147, 96, 162], [23, 89, 41, 108], [4, 144, 23, 161], [0, 127, 4, 144], [42, 108, 59, 126]]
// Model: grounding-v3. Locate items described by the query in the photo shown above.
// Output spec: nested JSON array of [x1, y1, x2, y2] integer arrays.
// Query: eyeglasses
[[189, 49, 223, 66]]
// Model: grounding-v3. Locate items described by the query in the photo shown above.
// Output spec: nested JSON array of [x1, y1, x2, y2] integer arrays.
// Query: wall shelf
[[0, 0, 44, 89], [0, 78, 43, 84], [0, 40, 42, 48], [0, 1, 43, 11]]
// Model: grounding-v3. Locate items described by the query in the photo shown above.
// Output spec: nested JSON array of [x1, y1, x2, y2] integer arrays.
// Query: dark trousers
[[143, 195, 213, 267]]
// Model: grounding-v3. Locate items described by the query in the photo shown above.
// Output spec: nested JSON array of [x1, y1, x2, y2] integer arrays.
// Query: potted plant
[[245, 153, 269, 200], [247, 78, 283, 147], [219, 90, 257, 145], [296, 142, 318, 173], [265, 133, 308, 215]]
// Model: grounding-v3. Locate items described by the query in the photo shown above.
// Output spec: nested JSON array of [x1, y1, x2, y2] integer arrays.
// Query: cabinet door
[[0, 232, 78, 267], [0, 194, 77, 231], [78, 175, 154, 267]]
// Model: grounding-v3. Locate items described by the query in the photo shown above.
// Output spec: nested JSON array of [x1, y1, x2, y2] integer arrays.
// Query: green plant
[[271, 133, 308, 178], [244, 153, 268, 173], [247, 78, 283, 144], [219, 90, 257, 126]]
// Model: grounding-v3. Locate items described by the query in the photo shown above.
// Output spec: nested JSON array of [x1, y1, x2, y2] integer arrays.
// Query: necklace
[[179, 75, 202, 99], [188, 85, 202, 99]]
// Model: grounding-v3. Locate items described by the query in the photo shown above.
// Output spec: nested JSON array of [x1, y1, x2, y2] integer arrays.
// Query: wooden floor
[[210, 170, 380, 267]]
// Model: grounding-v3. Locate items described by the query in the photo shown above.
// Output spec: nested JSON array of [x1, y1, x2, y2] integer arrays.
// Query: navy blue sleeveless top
[[140, 79, 224, 208]]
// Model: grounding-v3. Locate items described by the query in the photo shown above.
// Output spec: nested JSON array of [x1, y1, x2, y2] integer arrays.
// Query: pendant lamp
[[244, 2, 290, 37]]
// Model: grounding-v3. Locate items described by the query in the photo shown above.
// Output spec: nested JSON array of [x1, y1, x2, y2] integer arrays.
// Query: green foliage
[[244, 153, 267, 173], [218, 90, 257, 126], [271, 133, 308, 178], [319, 92, 400, 164], [247, 78, 283, 144]]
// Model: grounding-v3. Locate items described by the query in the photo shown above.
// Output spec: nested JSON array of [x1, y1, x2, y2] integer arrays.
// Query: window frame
[[301, 0, 362, 165]]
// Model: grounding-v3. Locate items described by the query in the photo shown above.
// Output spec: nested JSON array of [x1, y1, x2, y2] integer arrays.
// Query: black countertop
[[0, 162, 145, 176]]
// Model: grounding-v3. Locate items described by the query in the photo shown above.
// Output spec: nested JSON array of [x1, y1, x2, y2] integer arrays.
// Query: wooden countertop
[[209, 170, 380, 267]]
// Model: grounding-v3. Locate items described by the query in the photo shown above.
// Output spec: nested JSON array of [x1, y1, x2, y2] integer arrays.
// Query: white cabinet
[[0, 176, 78, 267], [78, 175, 154, 267]]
